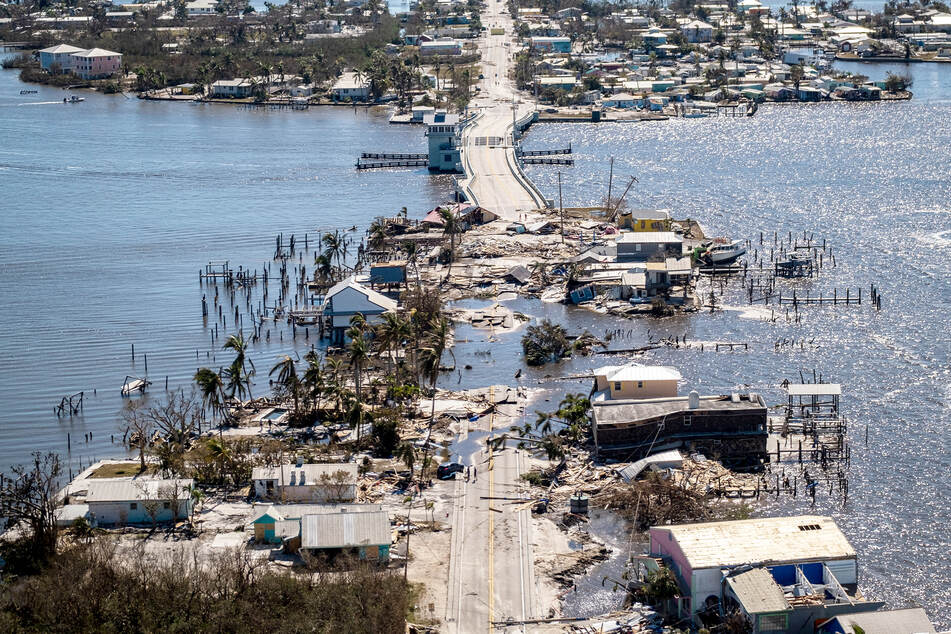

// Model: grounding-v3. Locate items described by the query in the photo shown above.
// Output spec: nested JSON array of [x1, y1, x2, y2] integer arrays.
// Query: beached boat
[[705, 239, 747, 264], [120, 375, 150, 395]]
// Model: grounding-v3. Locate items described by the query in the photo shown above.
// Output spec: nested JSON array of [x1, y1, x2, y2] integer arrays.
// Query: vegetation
[[0, 453, 62, 574], [521, 319, 571, 366], [0, 540, 410, 633]]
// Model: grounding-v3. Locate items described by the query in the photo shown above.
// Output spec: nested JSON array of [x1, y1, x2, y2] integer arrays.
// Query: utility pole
[[558, 171, 564, 243]]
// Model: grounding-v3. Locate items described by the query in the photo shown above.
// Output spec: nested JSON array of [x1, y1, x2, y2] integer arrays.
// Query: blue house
[[86, 478, 194, 526]]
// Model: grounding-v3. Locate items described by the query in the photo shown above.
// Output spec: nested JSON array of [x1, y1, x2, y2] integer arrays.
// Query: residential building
[[85, 478, 194, 526], [321, 276, 398, 343], [530, 36, 572, 53], [330, 71, 370, 101], [210, 79, 254, 98], [591, 385, 768, 467], [298, 509, 391, 561], [616, 231, 683, 261], [186, 0, 218, 15], [592, 363, 681, 400], [681, 19, 714, 43], [648, 516, 887, 632], [38, 43, 85, 73], [68, 48, 122, 80], [425, 111, 462, 172], [251, 503, 380, 543], [419, 38, 463, 56], [617, 209, 671, 232], [252, 463, 358, 503]]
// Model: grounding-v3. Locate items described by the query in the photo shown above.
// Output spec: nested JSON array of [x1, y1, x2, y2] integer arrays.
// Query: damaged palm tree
[[521, 319, 571, 366]]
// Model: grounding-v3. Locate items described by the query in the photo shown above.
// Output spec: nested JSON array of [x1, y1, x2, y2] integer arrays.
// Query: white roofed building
[[69, 47, 122, 80], [85, 478, 193, 526], [322, 276, 397, 344], [38, 44, 85, 73], [592, 363, 681, 400], [252, 463, 358, 503]]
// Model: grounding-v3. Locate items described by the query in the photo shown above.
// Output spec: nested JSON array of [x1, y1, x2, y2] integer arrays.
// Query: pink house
[[69, 48, 122, 80]]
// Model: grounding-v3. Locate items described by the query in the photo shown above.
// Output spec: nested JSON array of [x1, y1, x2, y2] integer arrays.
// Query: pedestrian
[[474, 467, 477, 481]]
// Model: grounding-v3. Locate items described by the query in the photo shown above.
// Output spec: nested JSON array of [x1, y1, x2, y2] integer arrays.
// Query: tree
[[270, 355, 301, 414], [418, 316, 453, 434], [194, 367, 227, 431], [521, 319, 571, 366], [223, 334, 255, 400], [439, 207, 461, 277], [0, 452, 62, 571], [347, 328, 371, 441], [121, 399, 154, 473]]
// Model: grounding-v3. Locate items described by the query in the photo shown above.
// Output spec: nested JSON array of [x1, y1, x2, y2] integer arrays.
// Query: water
[[2, 57, 950, 625]]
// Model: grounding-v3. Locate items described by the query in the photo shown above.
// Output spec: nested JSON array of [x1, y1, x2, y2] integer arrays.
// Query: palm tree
[[375, 312, 409, 376], [347, 333, 370, 440], [418, 316, 454, 434], [223, 334, 255, 398], [302, 352, 325, 413], [439, 207, 461, 278], [402, 241, 421, 288], [322, 231, 345, 269], [270, 355, 301, 414], [395, 442, 417, 478], [205, 437, 232, 484], [194, 367, 226, 431], [368, 220, 386, 250]]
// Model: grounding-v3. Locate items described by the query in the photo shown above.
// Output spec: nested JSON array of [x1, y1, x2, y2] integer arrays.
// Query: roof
[[72, 47, 121, 58], [725, 567, 791, 614], [825, 608, 936, 634], [86, 478, 194, 502], [616, 231, 682, 244], [621, 208, 670, 220], [592, 393, 766, 423], [325, 277, 398, 312], [251, 463, 358, 484], [617, 449, 683, 482], [786, 383, 841, 396], [252, 502, 382, 523], [39, 44, 85, 54], [654, 515, 856, 570], [506, 265, 532, 284], [301, 510, 391, 549], [596, 363, 682, 383], [332, 71, 368, 91], [422, 209, 446, 225]]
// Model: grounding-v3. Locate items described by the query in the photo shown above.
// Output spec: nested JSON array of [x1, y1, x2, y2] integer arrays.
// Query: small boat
[[20, 89, 38, 94], [121, 375, 150, 396], [705, 239, 747, 264], [64, 95, 84, 103]]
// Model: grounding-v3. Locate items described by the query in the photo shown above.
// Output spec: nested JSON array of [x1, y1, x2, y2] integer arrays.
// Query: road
[[445, 393, 536, 633], [459, 0, 546, 221]]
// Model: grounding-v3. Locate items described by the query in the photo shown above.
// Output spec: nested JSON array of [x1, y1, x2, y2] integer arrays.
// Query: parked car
[[437, 462, 465, 480]]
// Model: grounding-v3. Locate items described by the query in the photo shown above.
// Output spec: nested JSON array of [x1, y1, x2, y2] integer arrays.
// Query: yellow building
[[593, 363, 682, 400], [618, 209, 671, 232]]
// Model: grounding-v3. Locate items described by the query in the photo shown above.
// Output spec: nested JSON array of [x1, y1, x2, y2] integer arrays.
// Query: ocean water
[[1, 57, 950, 625]]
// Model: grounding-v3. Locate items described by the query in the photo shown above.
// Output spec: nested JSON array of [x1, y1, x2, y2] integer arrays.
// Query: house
[[642, 27, 668, 47], [186, 0, 218, 15], [322, 277, 397, 344], [602, 92, 642, 109], [419, 38, 463, 56], [330, 72, 370, 101], [425, 111, 462, 172], [210, 79, 254, 98], [38, 44, 85, 73], [251, 503, 380, 543], [85, 478, 194, 526], [616, 231, 683, 262], [816, 607, 936, 634], [591, 388, 768, 466], [648, 516, 886, 632], [368, 261, 407, 287], [592, 363, 681, 400], [410, 104, 436, 122], [681, 20, 714, 43], [617, 209, 670, 232], [530, 36, 572, 53], [69, 48, 122, 80], [252, 463, 358, 502], [298, 509, 391, 561]]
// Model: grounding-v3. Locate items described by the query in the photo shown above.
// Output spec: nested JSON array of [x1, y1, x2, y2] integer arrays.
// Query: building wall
[[71, 54, 121, 79], [88, 499, 190, 526], [607, 378, 678, 399], [253, 479, 357, 502], [40, 51, 77, 72]]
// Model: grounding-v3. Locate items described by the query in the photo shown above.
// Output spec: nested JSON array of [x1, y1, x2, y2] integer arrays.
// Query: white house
[[419, 38, 463, 56], [322, 276, 397, 343], [38, 43, 85, 73], [85, 478, 194, 526], [592, 363, 681, 400], [252, 463, 358, 502], [210, 78, 254, 98], [330, 72, 370, 101], [681, 19, 714, 43], [186, 0, 218, 15]]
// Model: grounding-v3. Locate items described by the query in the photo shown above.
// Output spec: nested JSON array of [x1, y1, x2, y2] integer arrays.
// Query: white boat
[[683, 108, 708, 118], [705, 239, 747, 264], [120, 375, 150, 396], [64, 95, 84, 103]]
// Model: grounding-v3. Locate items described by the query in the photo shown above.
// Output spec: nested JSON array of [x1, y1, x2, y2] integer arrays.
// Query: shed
[[301, 510, 392, 560]]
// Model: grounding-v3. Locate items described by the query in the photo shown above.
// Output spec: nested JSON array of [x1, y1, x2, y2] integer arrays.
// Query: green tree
[[269, 355, 301, 414]]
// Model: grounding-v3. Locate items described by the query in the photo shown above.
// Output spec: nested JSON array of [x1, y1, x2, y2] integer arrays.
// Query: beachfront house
[[425, 111, 462, 171], [617, 209, 671, 232], [85, 478, 194, 526], [38, 44, 85, 73], [322, 276, 397, 344], [681, 20, 714, 43], [616, 232, 683, 262], [210, 79, 254, 98], [330, 72, 370, 101], [592, 363, 681, 400], [590, 382, 768, 466], [59, 47, 122, 79], [530, 36, 572, 53], [647, 516, 886, 632], [252, 462, 358, 503]]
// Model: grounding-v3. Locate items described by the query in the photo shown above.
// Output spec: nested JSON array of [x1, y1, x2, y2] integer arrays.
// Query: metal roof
[[826, 608, 936, 634], [595, 363, 682, 383], [725, 567, 791, 615], [617, 449, 683, 482], [592, 393, 765, 425], [301, 510, 391, 550], [86, 478, 193, 502], [654, 515, 855, 570], [251, 462, 358, 484], [252, 502, 381, 523], [616, 231, 682, 244], [786, 383, 842, 396]]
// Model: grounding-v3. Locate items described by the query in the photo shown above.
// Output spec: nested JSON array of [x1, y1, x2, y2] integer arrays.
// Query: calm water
[[2, 58, 950, 625]]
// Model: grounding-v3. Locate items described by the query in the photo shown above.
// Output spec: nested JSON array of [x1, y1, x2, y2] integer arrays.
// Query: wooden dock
[[360, 152, 428, 160], [356, 159, 428, 169], [778, 289, 861, 305], [521, 157, 574, 165]]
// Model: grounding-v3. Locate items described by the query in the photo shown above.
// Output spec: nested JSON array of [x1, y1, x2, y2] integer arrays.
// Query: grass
[[88, 462, 155, 478]]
